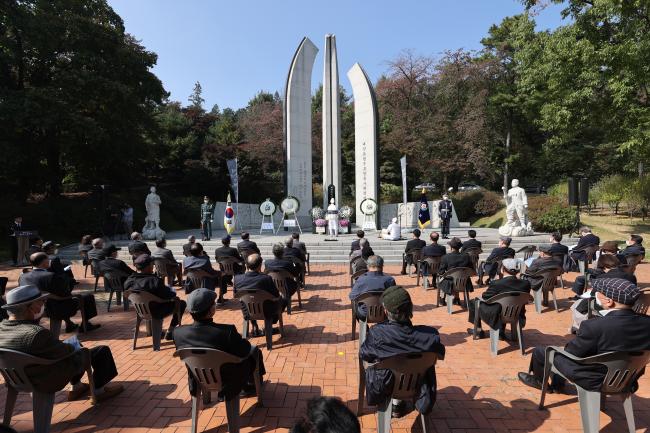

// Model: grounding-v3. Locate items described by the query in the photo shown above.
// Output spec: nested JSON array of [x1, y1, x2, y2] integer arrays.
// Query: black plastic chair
[[351, 291, 386, 344], [517, 245, 537, 261], [417, 256, 442, 290], [267, 270, 301, 314], [90, 259, 103, 292], [235, 289, 284, 350], [403, 248, 423, 277], [528, 268, 563, 313], [103, 271, 130, 312], [436, 267, 476, 314], [126, 290, 179, 351]]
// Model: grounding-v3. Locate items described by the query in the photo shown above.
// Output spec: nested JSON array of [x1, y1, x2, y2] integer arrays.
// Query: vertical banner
[[400, 156, 407, 206]]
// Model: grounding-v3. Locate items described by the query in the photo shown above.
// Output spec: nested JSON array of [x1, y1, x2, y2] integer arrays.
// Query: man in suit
[[173, 288, 266, 399], [183, 243, 224, 302], [548, 232, 569, 257], [237, 232, 260, 256], [182, 235, 195, 257], [350, 230, 368, 254], [477, 236, 515, 285], [522, 245, 563, 291], [8, 216, 23, 266], [215, 235, 244, 290], [467, 258, 531, 338], [519, 278, 650, 393], [438, 237, 474, 305], [124, 255, 187, 340], [439, 194, 453, 239], [460, 229, 482, 253], [0, 285, 123, 401], [264, 243, 299, 297], [128, 232, 151, 259], [360, 285, 445, 418], [400, 229, 427, 275], [98, 245, 135, 293], [618, 234, 645, 262], [87, 238, 106, 261], [283, 237, 306, 263], [234, 254, 282, 337], [151, 238, 182, 285], [570, 226, 600, 263], [43, 240, 76, 285], [19, 252, 99, 333], [349, 255, 396, 320], [421, 232, 446, 286], [291, 232, 307, 256]]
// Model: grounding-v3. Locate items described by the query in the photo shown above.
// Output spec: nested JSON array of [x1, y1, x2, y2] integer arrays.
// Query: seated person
[[421, 232, 446, 284], [174, 288, 266, 400], [183, 243, 225, 302], [26, 235, 43, 261], [78, 235, 93, 254], [460, 229, 482, 253], [234, 254, 282, 337], [400, 229, 426, 275], [350, 238, 374, 263], [438, 237, 473, 305], [477, 236, 515, 285], [127, 232, 151, 259], [360, 286, 445, 418], [283, 237, 306, 263], [19, 252, 99, 333], [182, 235, 196, 257], [151, 238, 183, 285], [43, 240, 76, 285], [381, 218, 401, 241], [548, 231, 569, 258], [87, 237, 106, 261], [290, 397, 360, 433], [124, 254, 187, 340], [467, 259, 531, 338], [0, 285, 123, 401], [349, 255, 395, 321], [519, 278, 650, 393], [291, 232, 308, 256], [521, 245, 562, 291], [215, 234, 244, 270], [618, 234, 645, 263], [569, 226, 600, 264], [264, 243, 299, 295], [98, 245, 135, 280], [237, 232, 260, 255], [571, 248, 629, 297], [350, 230, 368, 254]]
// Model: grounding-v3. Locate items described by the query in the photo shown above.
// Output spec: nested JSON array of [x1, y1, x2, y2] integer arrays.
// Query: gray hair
[[91, 237, 103, 248], [272, 243, 284, 258], [188, 235, 196, 242], [580, 226, 592, 234], [131, 232, 142, 241], [366, 255, 383, 269], [359, 238, 368, 247]]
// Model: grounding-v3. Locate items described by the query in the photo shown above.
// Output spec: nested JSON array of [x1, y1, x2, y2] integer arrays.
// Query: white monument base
[[498, 223, 534, 237], [143, 225, 166, 240]]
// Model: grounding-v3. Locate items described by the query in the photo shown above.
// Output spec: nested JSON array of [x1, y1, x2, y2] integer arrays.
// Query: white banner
[[400, 156, 407, 206]]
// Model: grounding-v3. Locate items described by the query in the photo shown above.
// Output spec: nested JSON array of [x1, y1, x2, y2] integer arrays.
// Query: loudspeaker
[[568, 178, 579, 206], [579, 178, 589, 206]]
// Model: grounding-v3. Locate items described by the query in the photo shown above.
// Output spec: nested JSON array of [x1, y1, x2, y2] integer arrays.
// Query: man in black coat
[[98, 245, 135, 279], [124, 254, 186, 340], [151, 238, 182, 284], [422, 232, 446, 258], [522, 245, 563, 291], [8, 216, 23, 266], [618, 234, 645, 262], [183, 243, 224, 298], [173, 288, 266, 400], [350, 238, 374, 262], [519, 278, 650, 392], [548, 232, 569, 257], [467, 258, 531, 338], [215, 235, 244, 292], [460, 229, 482, 253], [477, 236, 515, 285], [127, 232, 151, 259], [360, 286, 445, 417], [291, 232, 308, 256], [19, 252, 99, 333], [264, 243, 299, 297], [237, 232, 260, 255], [438, 237, 474, 304], [283, 237, 306, 263], [43, 241, 76, 286], [400, 229, 427, 275], [350, 230, 368, 254], [570, 226, 600, 263], [87, 238, 106, 261], [182, 235, 195, 257], [571, 253, 634, 297], [349, 255, 396, 320]]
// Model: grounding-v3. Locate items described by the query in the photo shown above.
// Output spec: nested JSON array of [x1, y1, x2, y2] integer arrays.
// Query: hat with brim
[[42, 241, 60, 250], [2, 285, 48, 309]]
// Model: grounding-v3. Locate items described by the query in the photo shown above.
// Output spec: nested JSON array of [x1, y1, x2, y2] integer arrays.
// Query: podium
[[14, 230, 37, 266]]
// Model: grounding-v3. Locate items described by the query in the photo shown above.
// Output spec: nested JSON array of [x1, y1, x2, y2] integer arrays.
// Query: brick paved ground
[[1, 262, 649, 433]]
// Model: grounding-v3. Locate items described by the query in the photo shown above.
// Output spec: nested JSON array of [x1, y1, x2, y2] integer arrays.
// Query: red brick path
[[1, 263, 649, 433]]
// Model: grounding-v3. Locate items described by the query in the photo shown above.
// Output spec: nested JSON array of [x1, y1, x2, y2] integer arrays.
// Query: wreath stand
[[259, 214, 275, 234], [276, 211, 302, 235]]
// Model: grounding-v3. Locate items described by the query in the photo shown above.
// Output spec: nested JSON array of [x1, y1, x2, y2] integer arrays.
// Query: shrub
[[590, 175, 630, 214], [534, 205, 576, 234], [474, 190, 502, 216], [380, 184, 402, 203], [547, 182, 568, 204], [452, 191, 484, 221], [527, 195, 563, 223]]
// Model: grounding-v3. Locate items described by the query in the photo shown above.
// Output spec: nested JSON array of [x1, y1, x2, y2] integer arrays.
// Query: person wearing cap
[[438, 237, 474, 305], [237, 232, 260, 255], [618, 234, 645, 262], [519, 278, 650, 393], [19, 252, 99, 333], [152, 238, 183, 285], [521, 245, 563, 292], [439, 194, 453, 239], [265, 243, 300, 293], [173, 288, 266, 400], [477, 236, 515, 286], [182, 235, 196, 257], [200, 196, 215, 241], [360, 286, 445, 418], [349, 256, 395, 321], [569, 246, 633, 298], [460, 229, 482, 253], [127, 232, 151, 259], [234, 254, 283, 337], [569, 226, 600, 264], [98, 244, 135, 283], [183, 243, 224, 297], [467, 258, 531, 339], [400, 229, 426, 275], [42, 240, 76, 285], [0, 285, 123, 401], [124, 254, 187, 340], [381, 217, 401, 241], [87, 237, 106, 261]]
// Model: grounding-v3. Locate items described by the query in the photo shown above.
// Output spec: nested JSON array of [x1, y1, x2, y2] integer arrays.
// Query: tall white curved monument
[[322, 34, 342, 208], [348, 63, 380, 229], [284, 37, 318, 227]]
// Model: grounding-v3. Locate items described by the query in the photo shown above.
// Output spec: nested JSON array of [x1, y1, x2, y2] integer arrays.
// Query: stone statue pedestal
[[498, 223, 534, 237], [142, 222, 166, 240]]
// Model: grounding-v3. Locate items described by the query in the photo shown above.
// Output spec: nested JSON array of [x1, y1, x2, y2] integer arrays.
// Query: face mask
[[34, 304, 45, 320]]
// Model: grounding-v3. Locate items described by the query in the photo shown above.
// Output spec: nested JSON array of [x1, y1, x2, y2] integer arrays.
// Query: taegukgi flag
[[224, 193, 235, 234]]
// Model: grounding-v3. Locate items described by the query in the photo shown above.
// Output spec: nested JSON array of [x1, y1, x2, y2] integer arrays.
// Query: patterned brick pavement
[[1, 263, 649, 433]]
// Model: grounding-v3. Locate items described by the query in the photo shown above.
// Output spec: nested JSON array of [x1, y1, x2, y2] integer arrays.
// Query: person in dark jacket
[[87, 238, 106, 261], [477, 236, 515, 285], [173, 288, 266, 400], [460, 229, 482, 253], [19, 252, 99, 333], [25, 235, 43, 262], [124, 254, 186, 340], [9, 216, 23, 266], [284, 237, 306, 263], [237, 232, 260, 255], [467, 258, 531, 338], [214, 235, 244, 287], [350, 230, 368, 254], [570, 252, 628, 297], [43, 241, 76, 285], [98, 245, 135, 279], [127, 232, 151, 259], [182, 235, 196, 257], [400, 229, 427, 275], [570, 226, 600, 263], [349, 238, 374, 262], [349, 256, 396, 320], [0, 285, 122, 401], [548, 232, 569, 257], [422, 232, 446, 258], [234, 254, 282, 337], [291, 232, 308, 255], [151, 238, 182, 284], [183, 243, 224, 299], [618, 234, 645, 262], [522, 245, 563, 291], [264, 243, 299, 296], [519, 278, 650, 393], [360, 285, 445, 418], [438, 237, 474, 305]]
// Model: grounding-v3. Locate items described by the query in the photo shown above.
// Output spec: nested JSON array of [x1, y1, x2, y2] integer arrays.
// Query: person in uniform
[[439, 194, 453, 239], [200, 196, 215, 241]]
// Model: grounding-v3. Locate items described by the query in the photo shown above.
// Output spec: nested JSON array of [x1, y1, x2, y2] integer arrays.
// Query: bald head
[[246, 253, 263, 271], [30, 252, 49, 268]]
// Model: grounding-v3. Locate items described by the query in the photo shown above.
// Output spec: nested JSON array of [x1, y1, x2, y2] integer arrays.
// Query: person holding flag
[[418, 189, 431, 230], [224, 193, 236, 235]]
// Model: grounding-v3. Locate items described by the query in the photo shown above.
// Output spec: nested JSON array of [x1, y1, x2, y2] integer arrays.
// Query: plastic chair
[[46, 293, 87, 339], [577, 245, 599, 281], [552, 253, 568, 289], [350, 268, 367, 288], [238, 248, 257, 262], [0, 348, 96, 433], [465, 247, 482, 274], [351, 291, 386, 344], [90, 259, 103, 292], [632, 292, 650, 315], [287, 257, 306, 287], [79, 251, 90, 278], [350, 256, 367, 275], [417, 256, 441, 290], [267, 270, 301, 314], [185, 269, 213, 294], [217, 257, 243, 280], [235, 289, 284, 350], [528, 268, 563, 313], [436, 267, 476, 314], [357, 351, 443, 432], [103, 271, 130, 312], [305, 252, 311, 275], [154, 259, 177, 287], [404, 249, 423, 277], [126, 290, 178, 351], [517, 245, 537, 261], [539, 347, 650, 433], [472, 292, 533, 356], [174, 347, 264, 433]]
